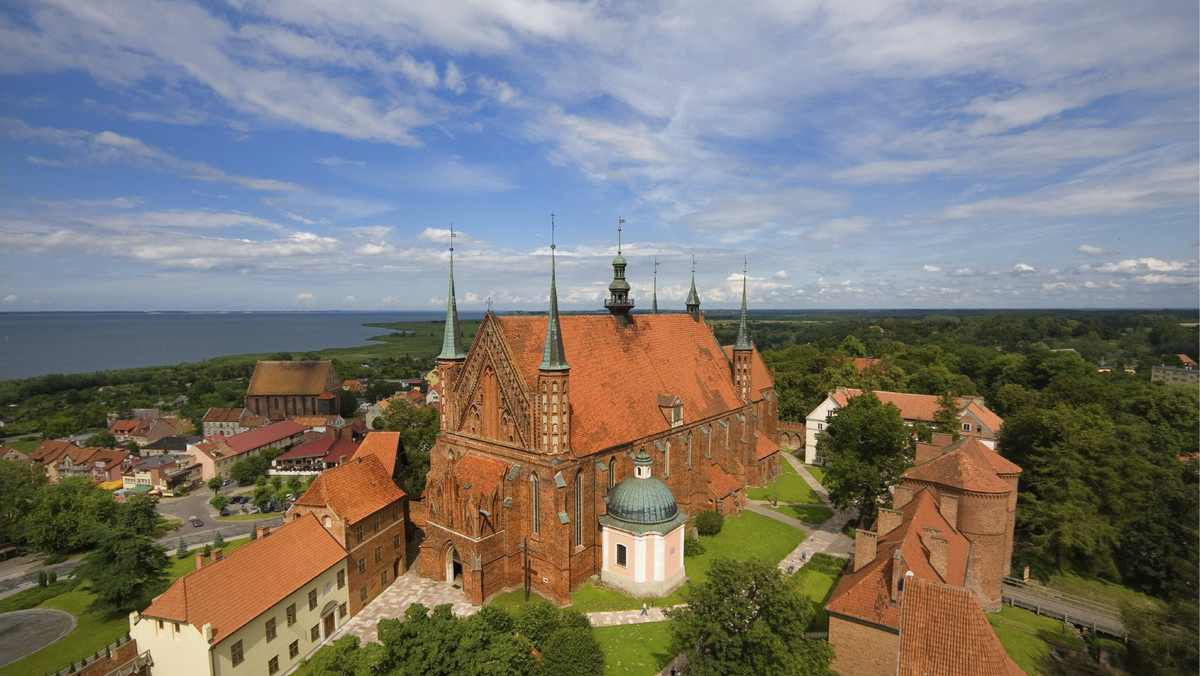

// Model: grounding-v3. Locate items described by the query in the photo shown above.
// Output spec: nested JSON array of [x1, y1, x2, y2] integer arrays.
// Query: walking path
[[332, 568, 478, 645], [749, 453, 855, 575]]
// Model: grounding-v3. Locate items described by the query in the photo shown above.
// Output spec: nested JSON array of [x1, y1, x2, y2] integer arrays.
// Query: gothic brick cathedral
[[419, 244, 782, 605]]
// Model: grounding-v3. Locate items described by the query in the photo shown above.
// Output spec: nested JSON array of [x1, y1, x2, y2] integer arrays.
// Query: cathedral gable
[[450, 315, 533, 447]]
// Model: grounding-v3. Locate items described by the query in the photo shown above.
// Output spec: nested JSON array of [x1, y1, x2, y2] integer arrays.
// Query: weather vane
[[449, 222, 456, 254], [550, 213, 556, 251], [617, 218, 625, 253], [486, 295, 494, 313], [691, 254, 696, 274]]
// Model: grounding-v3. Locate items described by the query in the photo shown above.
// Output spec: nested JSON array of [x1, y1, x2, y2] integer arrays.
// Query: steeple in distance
[[652, 258, 659, 314], [540, 214, 569, 371], [437, 225, 466, 361], [734, 258, 752, 351], [604, 218, 634, 322], [685, 255, 701, 321]]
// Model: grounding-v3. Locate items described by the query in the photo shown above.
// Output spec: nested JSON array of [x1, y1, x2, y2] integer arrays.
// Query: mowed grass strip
[[987, 604, 1069, 675], [745, 461, 822, 504], [767, 504, 834, 526], [594, 621, 674, 675]]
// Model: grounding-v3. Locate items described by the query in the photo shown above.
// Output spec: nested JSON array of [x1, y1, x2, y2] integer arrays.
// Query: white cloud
[[772, 270, 788, 280], [1078, 244, 1105, 255], [444, 62, 466, 93], [1012, 263, 1036, 273], [949, 268, 976, 277], [294, 293, 316, 302], [342, 295, 357, 304], [922, 265, 942, 273], [2, 294, 16, 303]]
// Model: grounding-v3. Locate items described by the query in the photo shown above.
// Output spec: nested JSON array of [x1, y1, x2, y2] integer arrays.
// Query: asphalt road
[[155, 484, 284, 551], [0, 608, 76, 667]]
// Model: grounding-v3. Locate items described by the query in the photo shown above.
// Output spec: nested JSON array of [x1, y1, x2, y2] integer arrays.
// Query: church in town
[[418, 238, 782, 605]]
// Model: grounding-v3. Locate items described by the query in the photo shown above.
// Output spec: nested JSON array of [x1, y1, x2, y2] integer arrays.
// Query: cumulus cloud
[[922, 265, 942, 273], [772, 270, 788, 280], [294, 293, 316, 302], [1078, 244, 1105, 255], [1012, 263, 1036, 273]]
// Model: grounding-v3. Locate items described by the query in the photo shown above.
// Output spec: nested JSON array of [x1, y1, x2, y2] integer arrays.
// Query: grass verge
[[594, 621, 675, 675], [789, 553, 846, 633], [767, 504, 834, 526], [987, 604, 1070, 675], [745, 461, 822, 504]]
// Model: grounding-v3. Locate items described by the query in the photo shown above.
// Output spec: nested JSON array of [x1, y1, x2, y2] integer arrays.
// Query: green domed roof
[[607, 475, 678, 524], [604, 451, 679, 526], [612, 252, 627, 266]]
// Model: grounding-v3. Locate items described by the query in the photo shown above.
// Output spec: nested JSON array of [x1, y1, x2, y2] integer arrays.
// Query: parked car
[[220, 507, 232, 517], [189, 517, 204, 528]]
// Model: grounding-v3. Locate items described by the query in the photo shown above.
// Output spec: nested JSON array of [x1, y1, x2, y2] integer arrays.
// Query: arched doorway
[[320, 600, 338, 638], [445, 546, 463, 588]]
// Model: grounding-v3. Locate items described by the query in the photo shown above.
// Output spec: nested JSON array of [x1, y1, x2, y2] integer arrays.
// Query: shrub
[[210, 494, 229, 511], [176, 536, 189, 559], [213, 531, 225, 549], [685, 535, 706, 557], [37, 571, 47, 587], [694, 511, 724, 536], [540, 627, 604, 676]]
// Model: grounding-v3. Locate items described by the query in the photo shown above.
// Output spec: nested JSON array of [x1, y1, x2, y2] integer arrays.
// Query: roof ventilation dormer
[[657, 394, 684, 428]]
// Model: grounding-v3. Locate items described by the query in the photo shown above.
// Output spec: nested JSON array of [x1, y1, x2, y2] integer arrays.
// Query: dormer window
[[657, 394, 683, 428]]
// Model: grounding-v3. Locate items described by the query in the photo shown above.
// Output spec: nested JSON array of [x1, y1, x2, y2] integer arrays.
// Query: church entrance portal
[[446, 547, 463, 588]]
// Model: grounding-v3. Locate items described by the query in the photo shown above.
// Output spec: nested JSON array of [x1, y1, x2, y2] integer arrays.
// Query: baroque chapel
[[419, 239, 782, 605]]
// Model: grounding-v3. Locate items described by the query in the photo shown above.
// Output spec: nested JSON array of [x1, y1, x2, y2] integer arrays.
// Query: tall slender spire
[[685, 255, 701, 321], [437, 225, 466, 361], [604, 218, 634, 321], [734, 259, 752, 351], [540, 215, 569, 371], [652, 258, 659, 314]]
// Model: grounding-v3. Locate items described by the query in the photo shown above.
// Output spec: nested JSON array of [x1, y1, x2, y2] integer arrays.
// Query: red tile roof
[[110, 419, 145, 433], [31, 440, 75, 463], [450, 454, 506, 499], [721, 346, 774, 402], [826, 489, 969, 629], [898, 577, 1024, 676], [226, 421, 307, 454], [140, 513, 346, 642], [903, 438, 1018, 494], [708, 463, 742, 498], [353, 432, 402, 477], [754, 432, 779, 460], [276, 437, 336, 460], [496, 314, 750, 454], [293, 455, 403, 523], [831, 389, 1001, 429], [191, 437, 235, 461], [324, 440, 359, 465], [202, 407, 247, 423], [246, 360, 338, 396]]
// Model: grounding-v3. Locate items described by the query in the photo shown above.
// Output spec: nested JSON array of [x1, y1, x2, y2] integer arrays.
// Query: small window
[[373, 515, 380, 533], [380, 569, 388, 585], [231, 640, 244, 666], [268, 655, 279, 674], [392, 504, 400, 521], [393, 533, 401, 549], [310, 625, 320, 641], [616, 544, 627, 567], [339, 602, 348, 618], [358, 557, 366, 573], [360, 586, 368, 601], [337, 569, 345, 589], [354, 525, 364, 542], [961, 422, 972, 431], [288, 640, 299, 659], [265, 617, 277, 641], [374, 546, 382, 563], [286, 603, 296, 626], [308, 588, 318, 610]]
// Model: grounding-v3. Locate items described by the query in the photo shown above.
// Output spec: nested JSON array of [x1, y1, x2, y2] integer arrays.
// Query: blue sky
[[2, 0, 1196, 312]]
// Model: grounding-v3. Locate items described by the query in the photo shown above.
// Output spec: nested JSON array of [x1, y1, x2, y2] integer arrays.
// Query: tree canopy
[[375, 400, 439, 497], [668, 557, 832, 676], [75, 525, 169, 611], [818, 392, 913, 527]]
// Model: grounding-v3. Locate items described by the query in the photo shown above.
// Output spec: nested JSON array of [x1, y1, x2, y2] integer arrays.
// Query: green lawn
[[805, 465, 826, 484], [745, 461, 822, 504], [594, 621, 675, 675], [1, 587, 131, 676], [1040, 571, 1161, 612], [766, 503, 834, 526], [568, 511, 806, 613], [987, 604, 1072, 675], [789, 554, 846, 632], [6, 439, 39, 454]]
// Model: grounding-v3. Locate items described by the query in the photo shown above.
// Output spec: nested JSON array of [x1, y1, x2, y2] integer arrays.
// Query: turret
[[604, 219, 634, 323], [538, 228, 570, 454], [685, 257, 701, 321]]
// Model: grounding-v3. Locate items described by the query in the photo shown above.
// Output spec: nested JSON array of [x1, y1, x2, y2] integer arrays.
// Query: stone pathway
[[749, 452, 855, 574], [331, 568, 479, 645], [588, 605, 672, 627]]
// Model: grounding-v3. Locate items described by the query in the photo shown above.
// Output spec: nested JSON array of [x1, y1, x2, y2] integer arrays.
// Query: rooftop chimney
[[854, 530, 878, 572], [256, 525, 271, 539], [876, 508, 903, 536], [939, 494, 959, 531], [893, 484, 914, 510], [211, 547, 224, 563], [890, 549, 904, 603]]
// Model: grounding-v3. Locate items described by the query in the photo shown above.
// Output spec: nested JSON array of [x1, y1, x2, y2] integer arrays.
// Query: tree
[[119, 494, 161, 535], [541, 627, 604, 676], [376, 400, 439, 496], [213, 530, 225, 549], [176, 536, 188, 559], [0, 460, 46, 544], [84, 429, 117, 448], [23, 478, 120, 553], [694, 511, 724, 536], [932, 391, 961, 439], [229, 455, 269, 484], [76, 525, 169, 611], [211, 494, 229, 512], [667, 557, 833, 675], [207, 476, 224, 495], [819, 391, 913, 527]]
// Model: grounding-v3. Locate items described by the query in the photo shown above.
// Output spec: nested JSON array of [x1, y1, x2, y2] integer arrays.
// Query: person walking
[[641, 602, 648, 616]]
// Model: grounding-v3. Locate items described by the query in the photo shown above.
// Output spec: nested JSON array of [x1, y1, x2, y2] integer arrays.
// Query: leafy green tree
[[252, 485, 273, 510], [76, 525, 169, 611], [120, 494, 161, 535], [229, 455, 269, 483], [932, 391, 961, 439], [667, 557, 833, 676], [23, 478, 120, 553], [541, 627, 604, 676], [207, 476, 224, 495], [512, 599, 560, 649], [0, 460, 46, 544], [211, 494, 229, 512], [84, 429, 117, 448], [376, 400, 439, 496], [1123, 598, 1199, 675], [693, 511, 724, 536], [819, 392, 913, 527]]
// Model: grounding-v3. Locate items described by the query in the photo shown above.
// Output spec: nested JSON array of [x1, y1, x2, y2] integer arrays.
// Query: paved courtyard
[[331, 568, 479, 645]]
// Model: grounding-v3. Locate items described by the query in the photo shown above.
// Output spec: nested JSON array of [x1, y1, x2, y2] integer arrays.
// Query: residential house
[[226, 420, 307, 459], [201, 407, 266, 438], [87, 449, 133, 483], [130, 515, 349, 676], [826, 433, 1022, 675], [803, 388, 1004, 464], [141, 435, 204, 457], [352, 432, 403, 486], [290, 415, 346, 435], [342, 379, 364, 393], [2, 446, 32, 463], [245, 360, 342, 420], [110, 417, 184, 447], [273, 435, 360, 473], [363, 394, 403, 429], [1151, 364, 1199, 385], [188, 437, 240, 482], [123, 454, 200, 496], [286, 455, 406, 616]]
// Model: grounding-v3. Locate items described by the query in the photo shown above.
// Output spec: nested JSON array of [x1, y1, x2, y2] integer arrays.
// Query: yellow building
[[131, 514, 348, 675]]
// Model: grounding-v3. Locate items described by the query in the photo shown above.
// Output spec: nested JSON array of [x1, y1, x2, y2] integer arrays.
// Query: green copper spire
[[540, 220, 569, 371], [437, 228, 466, 361], [652, 258, 659, 314], [605, 219, 634, 319], [734, 261, 752, 351], [685, 255, 700, 321]]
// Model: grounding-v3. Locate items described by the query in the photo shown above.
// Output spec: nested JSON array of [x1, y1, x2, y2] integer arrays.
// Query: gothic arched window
[[531, 473, 541, 535], [574, 470, 583, 547]]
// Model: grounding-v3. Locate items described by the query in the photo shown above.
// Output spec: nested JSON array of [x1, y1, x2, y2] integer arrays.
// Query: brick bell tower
[[732, 263, 754, 401], [436, 229, 466, 428], [537, 242, 570, 454]]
